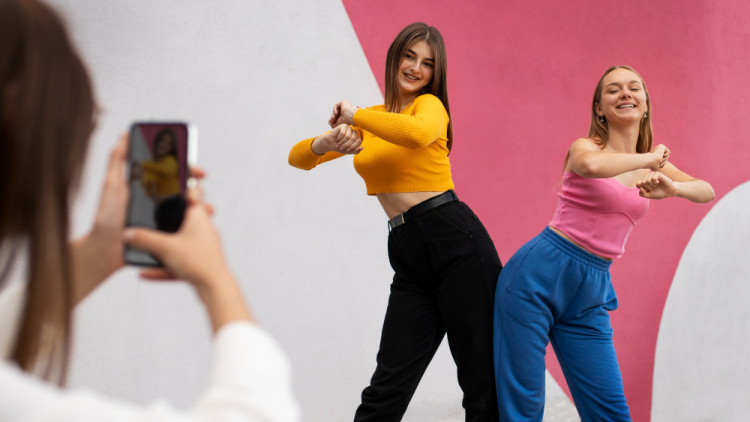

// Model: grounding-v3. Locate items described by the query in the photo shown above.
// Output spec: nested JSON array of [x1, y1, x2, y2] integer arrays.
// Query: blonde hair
[[589, 65, 653, 152], [563, 65, 653, 171]]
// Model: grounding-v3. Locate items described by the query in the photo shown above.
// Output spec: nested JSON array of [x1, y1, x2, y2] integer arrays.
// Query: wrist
[[194, 265, 234, 298], [671, 181, 682, 198], [310, 135, 329, 155], [349, 106, 360, 125], [71, 234, 118, 304], [196, 271, 254, 331]]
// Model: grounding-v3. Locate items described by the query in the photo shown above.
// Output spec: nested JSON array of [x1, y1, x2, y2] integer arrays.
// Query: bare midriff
[[548, 226, 613, 261], [377, 191, 447, 219]]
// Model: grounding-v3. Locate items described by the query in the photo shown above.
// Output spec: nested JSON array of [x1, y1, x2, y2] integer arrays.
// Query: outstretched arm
[[288, 124, 362, 170]]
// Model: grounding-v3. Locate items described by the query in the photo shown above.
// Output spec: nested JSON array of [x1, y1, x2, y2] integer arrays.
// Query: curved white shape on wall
[[652, 181, 750, 422]]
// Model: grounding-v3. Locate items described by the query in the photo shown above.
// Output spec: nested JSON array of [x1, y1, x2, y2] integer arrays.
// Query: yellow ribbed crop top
[[287, 94, 454, 195]]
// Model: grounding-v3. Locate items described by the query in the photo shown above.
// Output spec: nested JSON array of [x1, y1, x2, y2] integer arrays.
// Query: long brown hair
[[0, 0, 95, 383], [384, 22, 453, 151], [563, 65, 653, 171]]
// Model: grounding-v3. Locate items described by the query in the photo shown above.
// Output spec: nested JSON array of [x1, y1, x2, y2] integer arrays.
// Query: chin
[[398, 85, 419, 97], [612, 114, 642, 123]]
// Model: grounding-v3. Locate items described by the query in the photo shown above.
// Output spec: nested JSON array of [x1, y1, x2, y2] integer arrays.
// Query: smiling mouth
[[403, 73, 420, 82], [617, 104, 636, 109]]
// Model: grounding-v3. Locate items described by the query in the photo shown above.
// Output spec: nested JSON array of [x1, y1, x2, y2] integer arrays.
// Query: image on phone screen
[[125, 123, 191, 266]]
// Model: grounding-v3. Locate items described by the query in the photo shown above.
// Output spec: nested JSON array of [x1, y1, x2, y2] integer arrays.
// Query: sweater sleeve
[[0, 322, 301, 422], [288, 135, 345, 170], [140, 156, 178, 176], [352, 95, 448, 149]]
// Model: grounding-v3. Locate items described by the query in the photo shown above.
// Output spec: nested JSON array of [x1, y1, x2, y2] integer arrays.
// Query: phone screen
[[125, 122, 191, 266]]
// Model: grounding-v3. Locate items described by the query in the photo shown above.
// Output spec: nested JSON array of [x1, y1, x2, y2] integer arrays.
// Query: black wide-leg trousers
[[354, 200, 502, 422]]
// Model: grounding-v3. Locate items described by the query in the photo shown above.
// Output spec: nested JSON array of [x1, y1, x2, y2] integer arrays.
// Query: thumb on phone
[[123, 227, 172, 258]]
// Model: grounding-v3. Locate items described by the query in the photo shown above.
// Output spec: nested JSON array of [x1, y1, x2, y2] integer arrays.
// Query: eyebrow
[[605, 80, 642, 88], [407, 49, 434, 62]]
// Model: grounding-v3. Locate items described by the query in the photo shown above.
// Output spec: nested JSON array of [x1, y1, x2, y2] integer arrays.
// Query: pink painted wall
[[342, 1, 750, 420]]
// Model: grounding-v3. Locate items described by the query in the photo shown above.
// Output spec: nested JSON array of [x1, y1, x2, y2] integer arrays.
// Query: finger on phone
[[139, 268, 177, 281], [106, 135, 128, 186], [190, 166, 207, 179], [187, 186, 204, 204]]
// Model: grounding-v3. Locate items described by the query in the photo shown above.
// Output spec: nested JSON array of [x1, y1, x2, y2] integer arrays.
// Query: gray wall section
[[50, 1, 576, 420], [652, 181, 750, 422]]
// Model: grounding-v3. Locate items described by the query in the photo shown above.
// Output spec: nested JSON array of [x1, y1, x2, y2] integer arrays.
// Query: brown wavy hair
[[0, 0, 95, 383], [384, 22, 453, 151]]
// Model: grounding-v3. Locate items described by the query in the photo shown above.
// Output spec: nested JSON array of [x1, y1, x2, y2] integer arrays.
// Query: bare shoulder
[[570, 137, 600, 152]]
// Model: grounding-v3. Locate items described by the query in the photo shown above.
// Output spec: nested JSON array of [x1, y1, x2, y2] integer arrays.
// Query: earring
[[643, 111, 648, 119], [598, 115, 605, 123]]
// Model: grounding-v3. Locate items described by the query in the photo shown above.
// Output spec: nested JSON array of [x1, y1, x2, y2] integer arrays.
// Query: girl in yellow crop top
[[289, 23, 502, 421], [134, 128, 181, 203]]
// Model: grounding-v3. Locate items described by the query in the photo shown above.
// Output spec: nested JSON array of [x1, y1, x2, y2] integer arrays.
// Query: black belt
[[388, 190, 459, 231]]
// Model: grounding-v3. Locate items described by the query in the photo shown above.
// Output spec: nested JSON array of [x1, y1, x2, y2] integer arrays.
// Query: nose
[[410, 61, 420, 73]]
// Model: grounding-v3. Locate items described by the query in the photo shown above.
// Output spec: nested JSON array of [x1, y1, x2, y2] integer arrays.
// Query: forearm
[[70, 234, 117, 305], [196, 270, 254, 333], [673, 179, 715, 203], [288, 136, 343, 170], [574, 152, 655, 178], [311, 133, 331, 155]]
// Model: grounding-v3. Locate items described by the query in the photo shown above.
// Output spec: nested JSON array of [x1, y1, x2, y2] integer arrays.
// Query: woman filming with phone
[[288, 22, 501, 421], [0, 0, 299, 420]]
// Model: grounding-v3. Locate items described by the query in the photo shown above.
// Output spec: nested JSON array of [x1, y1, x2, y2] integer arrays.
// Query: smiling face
[[596, 68, 649, 126], [154, 133, 175, 159], [396, 40, 435, 103]]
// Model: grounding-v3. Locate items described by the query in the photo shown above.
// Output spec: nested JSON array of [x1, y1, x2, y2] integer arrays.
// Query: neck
[[398, 92, 419, 112], [606, 123, 640, 153]]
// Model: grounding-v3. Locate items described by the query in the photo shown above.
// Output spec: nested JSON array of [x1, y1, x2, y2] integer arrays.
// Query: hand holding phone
[[124, 122, 197, 266]]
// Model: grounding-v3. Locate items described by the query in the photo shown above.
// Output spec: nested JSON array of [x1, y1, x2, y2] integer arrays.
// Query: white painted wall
[[652, 181, 750, 422], [50, 1, 576, 420]]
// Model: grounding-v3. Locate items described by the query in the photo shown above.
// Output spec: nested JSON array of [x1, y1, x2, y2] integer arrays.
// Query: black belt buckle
[[388, 213, 405, 232], [387, 191, 458, 232]]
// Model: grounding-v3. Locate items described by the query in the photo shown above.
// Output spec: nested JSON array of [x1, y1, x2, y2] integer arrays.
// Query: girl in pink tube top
[[492, 65, 715, 422]]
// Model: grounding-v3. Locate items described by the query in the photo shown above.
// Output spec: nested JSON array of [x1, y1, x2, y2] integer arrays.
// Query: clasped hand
[[311, 99, 363, 155], [650, 144, 670, 171], [637, 145, 677, 199], [328, 99, 356, 128]]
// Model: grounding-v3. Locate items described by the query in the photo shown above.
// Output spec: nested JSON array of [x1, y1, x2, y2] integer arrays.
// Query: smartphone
[[124, 122, 198, 266]]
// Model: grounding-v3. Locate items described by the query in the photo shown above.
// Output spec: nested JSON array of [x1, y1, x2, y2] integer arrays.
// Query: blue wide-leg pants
[[493, 227, 631, 421]]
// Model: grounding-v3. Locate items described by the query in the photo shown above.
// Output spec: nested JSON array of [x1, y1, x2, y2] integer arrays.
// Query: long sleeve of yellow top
[[288, 94, 454, 195]]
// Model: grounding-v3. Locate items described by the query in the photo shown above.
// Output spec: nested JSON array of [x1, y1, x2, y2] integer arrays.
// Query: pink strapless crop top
[[549, 172, 649, 259]]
